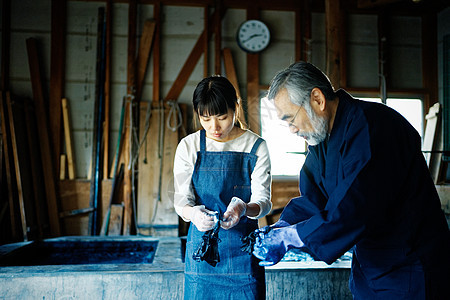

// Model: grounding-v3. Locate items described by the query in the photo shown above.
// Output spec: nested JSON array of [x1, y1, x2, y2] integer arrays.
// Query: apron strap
[[200, 129, 206, 152], [250, 138, 263, 155]]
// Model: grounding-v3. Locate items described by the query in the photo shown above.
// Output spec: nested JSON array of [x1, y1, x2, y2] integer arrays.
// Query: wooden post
[[299, 0, 311, 62], [50, 0, 66, 175], [246, 7, 261, 135], [123, 0, 138, 235], [0, 0, 18, 241], [1, 0, 10, 91], [153, 2, 161, 102], [223, 48, 241, 99], [214, 0, 222, 74], [325, 0, 345, 89], [89, 7, 106, 235], [136, 20, 156, 101], [203, 6, 209, 77], [26, 38, 61, 237], [6, 93, 28, 241], [422, 13, 438, 112], [103, 0, 113, 179]]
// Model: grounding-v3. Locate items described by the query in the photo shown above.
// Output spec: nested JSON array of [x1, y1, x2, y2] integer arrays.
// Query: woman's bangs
[[197, 94, 228, 116]]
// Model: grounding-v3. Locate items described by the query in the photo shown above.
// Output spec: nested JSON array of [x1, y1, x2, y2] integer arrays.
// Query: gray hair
[[267, 62, 336, 108]]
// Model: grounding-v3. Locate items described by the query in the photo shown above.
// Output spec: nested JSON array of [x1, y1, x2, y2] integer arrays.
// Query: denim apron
[[184, 130, 266, 300]]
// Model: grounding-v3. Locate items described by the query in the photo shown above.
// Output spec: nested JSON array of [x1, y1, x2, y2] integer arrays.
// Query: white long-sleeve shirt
[[173, 130, 272, 221]]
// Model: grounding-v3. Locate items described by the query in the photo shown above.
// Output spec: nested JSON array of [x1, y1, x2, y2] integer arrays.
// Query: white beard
[[300, 109, 329, 146]]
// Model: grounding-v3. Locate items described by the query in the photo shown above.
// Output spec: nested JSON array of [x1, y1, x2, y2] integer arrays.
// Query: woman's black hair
[[193, 75, 238, 117]]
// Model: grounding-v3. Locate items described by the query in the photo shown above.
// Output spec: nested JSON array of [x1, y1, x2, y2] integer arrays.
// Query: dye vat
[[0, 238, 158, 266], [0, 236, 352, 299], [0, 236, 184, 299]]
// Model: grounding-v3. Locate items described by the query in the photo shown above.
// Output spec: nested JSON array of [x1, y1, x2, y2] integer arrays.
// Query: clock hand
[[242, 34, 262, 43]]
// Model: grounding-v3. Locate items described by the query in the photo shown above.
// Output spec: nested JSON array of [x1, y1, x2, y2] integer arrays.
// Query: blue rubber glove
[[252, 224, 304, 266]]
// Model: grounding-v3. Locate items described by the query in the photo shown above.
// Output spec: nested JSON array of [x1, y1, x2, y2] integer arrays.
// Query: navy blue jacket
[[280, 90, 450, 298]]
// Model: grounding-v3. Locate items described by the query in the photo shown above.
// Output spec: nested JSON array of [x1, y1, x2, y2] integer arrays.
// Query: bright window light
[[260, 96, 424, 177], [260, 97, 306, 177]]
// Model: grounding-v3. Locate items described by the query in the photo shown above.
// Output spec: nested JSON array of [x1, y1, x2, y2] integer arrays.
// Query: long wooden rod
[[6, 93, 28, 241], [103, 0, 113, 179], [0, 0, 19, 241], [153, 1, 161, 102], [26, 38, 61, 237], [246, 6, 260, 134], [123, 0, 138, 235], [50, 0, 67, 175], [89, 7, 106, 235]]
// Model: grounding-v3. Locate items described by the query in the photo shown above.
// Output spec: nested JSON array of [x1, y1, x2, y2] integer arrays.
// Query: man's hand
[[252, 224, 304, 266], [221, 197, 247, 230]]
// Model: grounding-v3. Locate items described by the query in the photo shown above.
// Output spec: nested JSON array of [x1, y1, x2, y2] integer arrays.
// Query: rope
[[166, 100, 183, 132]]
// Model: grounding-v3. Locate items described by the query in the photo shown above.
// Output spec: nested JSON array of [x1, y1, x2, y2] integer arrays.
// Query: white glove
[[189, 205, 216, 232], [221, 197, 247, 230]]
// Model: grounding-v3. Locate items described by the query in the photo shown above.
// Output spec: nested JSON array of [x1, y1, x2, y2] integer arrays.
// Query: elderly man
[[253, 61, 450, 299]]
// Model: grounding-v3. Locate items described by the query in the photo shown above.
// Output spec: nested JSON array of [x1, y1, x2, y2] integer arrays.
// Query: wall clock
[[236, 20, 271, 53]]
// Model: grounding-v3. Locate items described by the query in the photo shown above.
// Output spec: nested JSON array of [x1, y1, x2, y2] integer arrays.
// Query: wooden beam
[[0, 92, 19, 240], [89, 7, 107, 235], [1, 0, 10, 91], [123, 0, 138, 235], [0, 0, 19, 241], [422, 12, 438, 111], [153, 2, 161, 102], [214, 0, 222, 74], [103, 0, 113, 179], [24, 97, 48, 238], [222, 48, 241, 99], [136, 19, 156, 101], [203, 6, 209, 77], [70, 0, 306, 12], [357, 0, 403, 9], [107, 204, 124, 236], [325, 0, 344, 89], [100, 163, 124, 235], [6, 93, 28, 241], [163, 8, 224, 101], [50, 0, 66, 175], [300, 0, 312, 62], [246, 7, 260, 135], [26, 38, 61, 237]]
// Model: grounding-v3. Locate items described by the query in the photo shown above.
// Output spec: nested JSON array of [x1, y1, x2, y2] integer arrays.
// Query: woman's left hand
[[221, 197, 247, 230]]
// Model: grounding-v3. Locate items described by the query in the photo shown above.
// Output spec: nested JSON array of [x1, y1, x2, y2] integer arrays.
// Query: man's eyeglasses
[[288, 107, 301, 128]]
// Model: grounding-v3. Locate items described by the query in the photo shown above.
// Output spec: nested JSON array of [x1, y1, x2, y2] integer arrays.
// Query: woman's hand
[[186, 205, 216, 232], [221, 197, 247, 230]]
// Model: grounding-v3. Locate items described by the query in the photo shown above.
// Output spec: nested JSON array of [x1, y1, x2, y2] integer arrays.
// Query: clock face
[[236, 20, 270, 53]]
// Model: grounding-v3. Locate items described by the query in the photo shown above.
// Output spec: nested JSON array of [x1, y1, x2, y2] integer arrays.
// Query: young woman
[[173, 75, 272, 299]]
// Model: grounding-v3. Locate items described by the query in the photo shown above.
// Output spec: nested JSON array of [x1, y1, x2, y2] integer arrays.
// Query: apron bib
[[184, 130, 265, 300]]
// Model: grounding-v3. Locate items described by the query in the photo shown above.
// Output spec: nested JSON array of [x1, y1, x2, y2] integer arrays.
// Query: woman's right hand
[[187, 205, 216, 232]]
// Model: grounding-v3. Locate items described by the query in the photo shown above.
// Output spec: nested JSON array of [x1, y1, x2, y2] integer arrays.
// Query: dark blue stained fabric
[[184, 130, 265, 300], [280, 90, 450, 299]]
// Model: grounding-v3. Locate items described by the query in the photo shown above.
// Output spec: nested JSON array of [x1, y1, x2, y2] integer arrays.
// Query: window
[[260, 96, 424, 177], [361, 98, 423, 137], [260, 97, 307, 177]]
